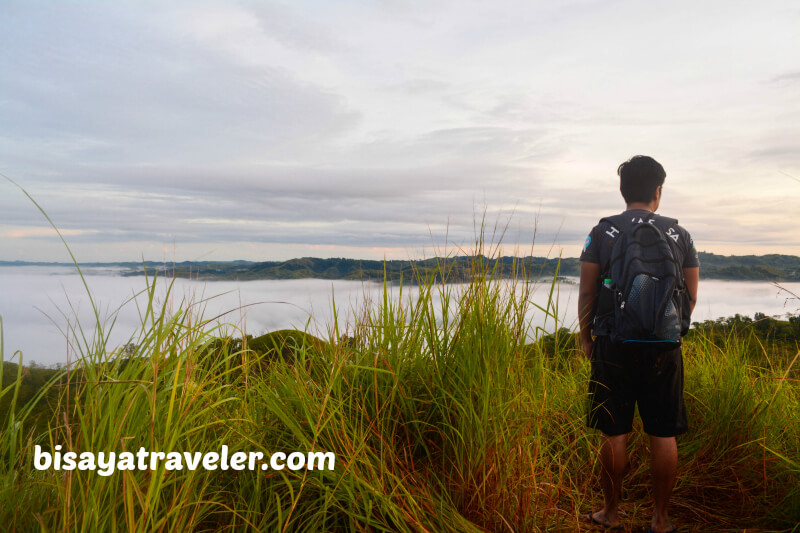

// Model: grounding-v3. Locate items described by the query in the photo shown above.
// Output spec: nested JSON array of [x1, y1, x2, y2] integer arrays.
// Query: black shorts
[[587, 336, 688, 438]]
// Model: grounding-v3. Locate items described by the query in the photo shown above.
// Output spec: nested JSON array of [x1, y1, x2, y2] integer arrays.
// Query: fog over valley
[[2, 267, 797, 366]]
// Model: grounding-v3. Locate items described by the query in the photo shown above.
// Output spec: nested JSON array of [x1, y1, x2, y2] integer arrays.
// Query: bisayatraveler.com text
[[34, 445, 335, 476]]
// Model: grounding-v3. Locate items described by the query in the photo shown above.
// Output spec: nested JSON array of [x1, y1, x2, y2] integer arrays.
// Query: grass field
[[1, 247, 798, 532]]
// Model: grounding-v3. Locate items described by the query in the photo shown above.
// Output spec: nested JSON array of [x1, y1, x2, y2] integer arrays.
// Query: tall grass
[[1, 239, 799, 531]]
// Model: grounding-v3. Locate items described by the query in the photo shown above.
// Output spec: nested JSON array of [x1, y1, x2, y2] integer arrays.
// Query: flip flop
[[593, 516, 624, 530], [581, 512, 624, 530]]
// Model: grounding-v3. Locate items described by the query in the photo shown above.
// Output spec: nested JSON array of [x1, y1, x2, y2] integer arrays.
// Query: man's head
[[618, 155, 666, 206]]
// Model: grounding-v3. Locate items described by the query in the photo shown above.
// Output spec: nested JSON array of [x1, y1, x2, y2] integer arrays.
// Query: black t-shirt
[[580, 209, 699, 335]]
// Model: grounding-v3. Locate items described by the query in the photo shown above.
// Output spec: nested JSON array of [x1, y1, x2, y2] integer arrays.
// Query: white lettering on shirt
[[666, 227, 679, 242]]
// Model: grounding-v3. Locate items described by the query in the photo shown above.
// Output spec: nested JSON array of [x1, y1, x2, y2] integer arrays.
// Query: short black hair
[[618, 155, 666, 204]]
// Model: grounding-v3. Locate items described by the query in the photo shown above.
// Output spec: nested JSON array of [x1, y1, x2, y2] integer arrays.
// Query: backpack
[[598, 213, 686, 346]]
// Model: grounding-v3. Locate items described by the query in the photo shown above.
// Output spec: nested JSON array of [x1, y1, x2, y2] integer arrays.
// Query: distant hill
[[696, 252, 800, 281], [2, 253, 799, 282], [136, 256, 574, 283]]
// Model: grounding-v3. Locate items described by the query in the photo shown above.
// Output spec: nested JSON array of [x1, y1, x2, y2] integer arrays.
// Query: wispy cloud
[[769, 71, 800, 84], [4, 227, 100, 239]]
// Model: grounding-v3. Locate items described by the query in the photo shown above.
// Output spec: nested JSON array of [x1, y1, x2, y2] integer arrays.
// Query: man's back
[[580, 209, 697, 274], [580, 209, 699, 339]]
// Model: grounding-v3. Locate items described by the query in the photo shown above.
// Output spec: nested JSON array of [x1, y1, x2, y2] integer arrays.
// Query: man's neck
[[625, 202, 656, 212]]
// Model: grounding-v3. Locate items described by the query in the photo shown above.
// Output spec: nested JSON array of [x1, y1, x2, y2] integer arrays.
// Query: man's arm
[[578, 261, 600, 358], [683, 266, 699, 315]]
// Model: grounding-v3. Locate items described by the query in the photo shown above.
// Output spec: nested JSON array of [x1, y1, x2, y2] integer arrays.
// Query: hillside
[[105, 252, 800, 282], [3, 252, 800, 282]]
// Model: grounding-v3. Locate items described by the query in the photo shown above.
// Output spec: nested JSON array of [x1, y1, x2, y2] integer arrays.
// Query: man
[[578, 155, 699, 533]]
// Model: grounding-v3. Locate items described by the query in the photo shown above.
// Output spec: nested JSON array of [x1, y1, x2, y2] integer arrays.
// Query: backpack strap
[[600, 213, 678, 234], [650, 216, 684, 287], [650, 215, 678, 233], [633, 215, 685, 288], [596, 215, 632, 281], [599, 214, 633, 234]]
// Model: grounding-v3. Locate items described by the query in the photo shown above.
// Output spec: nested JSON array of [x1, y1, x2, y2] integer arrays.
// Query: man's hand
[[578, 261, 600, 360], [581, 336, 594, 360], [683, 266, 699, 315]]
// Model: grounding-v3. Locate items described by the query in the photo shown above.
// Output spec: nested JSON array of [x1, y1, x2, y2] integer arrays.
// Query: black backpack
[[598, 213, 687, 346]]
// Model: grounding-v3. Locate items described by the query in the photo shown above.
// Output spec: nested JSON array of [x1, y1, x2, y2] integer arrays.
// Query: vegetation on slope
[[118, 252, 800, 282]]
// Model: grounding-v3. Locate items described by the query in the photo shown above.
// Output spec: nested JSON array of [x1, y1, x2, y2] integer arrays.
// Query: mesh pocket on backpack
[[628, 274, 654, 310], [656, 295, 681, 341]]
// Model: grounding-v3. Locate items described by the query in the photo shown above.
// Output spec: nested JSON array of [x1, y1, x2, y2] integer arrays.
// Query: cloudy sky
[[1, 0, 799, 263]]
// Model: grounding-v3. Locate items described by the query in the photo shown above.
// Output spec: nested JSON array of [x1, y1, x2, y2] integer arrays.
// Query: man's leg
[[593, 433, 627, 527], [649, 435, 677, 533]]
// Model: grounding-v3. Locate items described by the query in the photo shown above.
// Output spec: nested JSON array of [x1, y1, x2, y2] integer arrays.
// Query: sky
[[1, 0, 799, 263]]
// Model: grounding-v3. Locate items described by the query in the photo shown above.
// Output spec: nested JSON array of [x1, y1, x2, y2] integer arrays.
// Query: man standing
[[578, 155, 699, 533]]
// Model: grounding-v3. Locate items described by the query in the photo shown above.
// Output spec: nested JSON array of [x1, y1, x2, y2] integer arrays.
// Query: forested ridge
[[3, 251, 800, 282]]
